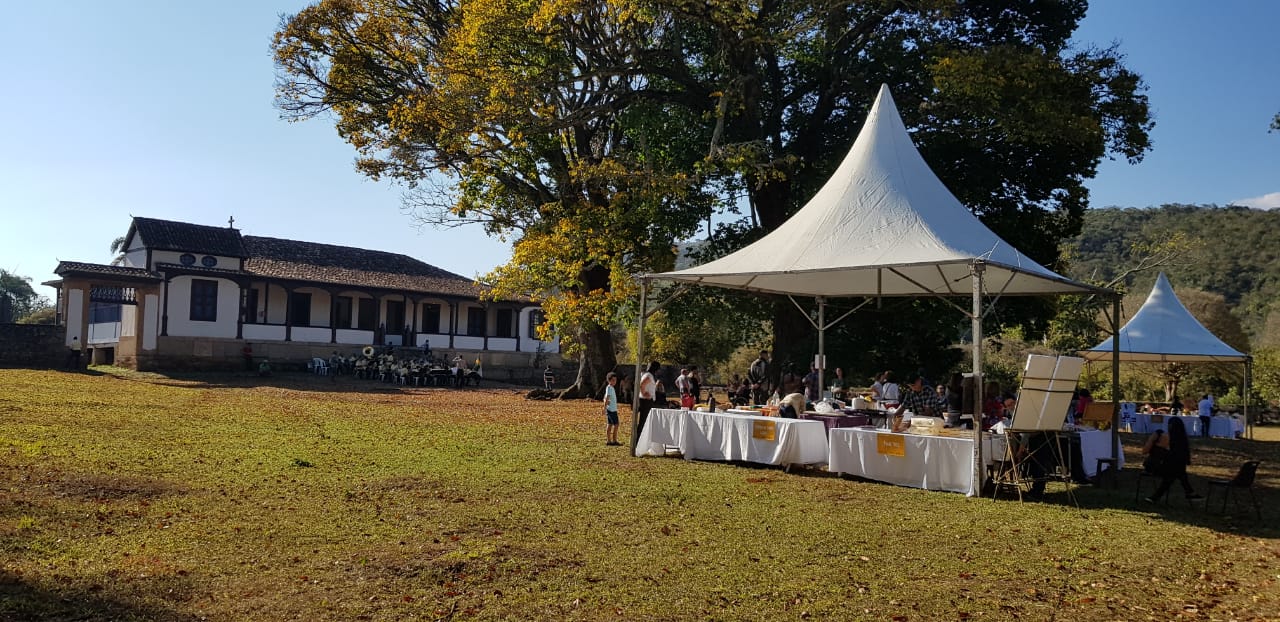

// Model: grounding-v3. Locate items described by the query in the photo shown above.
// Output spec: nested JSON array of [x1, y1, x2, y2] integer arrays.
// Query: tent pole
[[630, 280, 649, 455], [971, 262, 984, 496], [1111, 294, 1121, 464], [1244, 356, 1252, 440], [817, 296, 825, 401]]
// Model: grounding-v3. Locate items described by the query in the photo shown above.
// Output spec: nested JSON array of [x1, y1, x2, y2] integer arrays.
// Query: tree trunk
[[557, 263, 617, 399], [560, 323, 616, 399]]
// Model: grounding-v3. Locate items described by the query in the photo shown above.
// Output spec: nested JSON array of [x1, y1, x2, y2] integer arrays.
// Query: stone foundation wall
[[135, 336, 561, 381], [0, 323, 65, 368]]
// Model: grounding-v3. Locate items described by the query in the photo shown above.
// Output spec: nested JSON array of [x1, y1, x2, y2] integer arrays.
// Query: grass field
[[1, 367, 1278, 621]]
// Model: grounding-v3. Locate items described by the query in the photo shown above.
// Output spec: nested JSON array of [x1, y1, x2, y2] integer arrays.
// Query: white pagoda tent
[[1082, 272, 1251, 434], [633, 84, 1118, 493]]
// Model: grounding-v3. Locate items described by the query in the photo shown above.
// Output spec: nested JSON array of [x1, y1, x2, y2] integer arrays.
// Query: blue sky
[[2, 1, 1277, 301]]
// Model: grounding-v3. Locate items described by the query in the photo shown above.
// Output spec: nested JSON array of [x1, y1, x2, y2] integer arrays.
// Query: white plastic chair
[[312, 357, 329, 375]]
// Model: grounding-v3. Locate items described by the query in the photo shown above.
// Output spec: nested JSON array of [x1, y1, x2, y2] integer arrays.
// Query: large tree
[[0, 270, 51, 323], [274, 0, 709, 397], [638, 0, 1153, 378]]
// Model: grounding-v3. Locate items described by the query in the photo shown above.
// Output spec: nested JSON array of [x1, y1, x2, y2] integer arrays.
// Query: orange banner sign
[[876, 434, 906, 457], [752, 420, 777, 442]]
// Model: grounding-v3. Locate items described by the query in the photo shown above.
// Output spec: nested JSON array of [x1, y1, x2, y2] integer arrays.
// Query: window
[[89, 302, 122, 323], [290, 291, 312, 326], [496, 308, 513, 338], [335, 296, 353, 329], [243, 288, 259, 324], [385, 300, 405, 332], [466, 306, 485, 337], [528, 310, 546, 340], [357, 298, 376, 331], [422, 303, 441, 333], [190, 279, 219, 322]]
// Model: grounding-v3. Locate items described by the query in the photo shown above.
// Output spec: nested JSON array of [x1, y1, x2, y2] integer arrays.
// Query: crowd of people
[[308, 346, 482, 387]]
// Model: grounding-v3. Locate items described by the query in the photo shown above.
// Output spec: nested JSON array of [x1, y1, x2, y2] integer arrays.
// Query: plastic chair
[[1205, 461, 1262, 519], [312, 357, 329, 375]]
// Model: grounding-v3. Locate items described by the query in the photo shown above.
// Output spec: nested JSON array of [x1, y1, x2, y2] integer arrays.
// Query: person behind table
[[747, 350, 770, 405], [879, 371, 901, 409], [891, 375, 944, 431], [687, 365, 703, 402], [1143, 416, 1203, 503], [603, 372, 620, 446], [636, 361, 661, 436], [674, 367, 690, 398], [1197, 394, 1213, 438], [981, 381, 1005, 430], [1075, 388, 1094, 424], [778, 392, 806, 418], [830, 367, 847, 401], [869, 371, 886, 401], [944, 373, 964, 428], [1169, 393, 1182, 415], [453, 354, 471, 387], [802, 362, 820, 402], [733, 379, 752, 406]]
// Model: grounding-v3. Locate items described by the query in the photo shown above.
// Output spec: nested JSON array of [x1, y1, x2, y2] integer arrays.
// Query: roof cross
[[228, 216, 235, 229]]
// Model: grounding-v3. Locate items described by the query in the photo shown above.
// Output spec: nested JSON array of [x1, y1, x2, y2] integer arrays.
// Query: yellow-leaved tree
[[274, 0, 710, 397]]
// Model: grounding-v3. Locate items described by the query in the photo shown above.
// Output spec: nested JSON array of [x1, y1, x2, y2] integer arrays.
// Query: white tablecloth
[[828, 428, 1000, 496], [1131, 414, 1202, 436], [1076, 430, 1125, 476], [635, 409, 828, 466]]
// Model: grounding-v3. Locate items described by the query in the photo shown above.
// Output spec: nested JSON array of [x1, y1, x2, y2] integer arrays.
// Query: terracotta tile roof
[[54, 261, 163, 282], [130, 217, 246, 257], [242, 236, 488, 299]]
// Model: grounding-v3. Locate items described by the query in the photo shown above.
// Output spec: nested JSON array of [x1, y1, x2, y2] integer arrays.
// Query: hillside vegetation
[[1066, 204, 1280, 343]]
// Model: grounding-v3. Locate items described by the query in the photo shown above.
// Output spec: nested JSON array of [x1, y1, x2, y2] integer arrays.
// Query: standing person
[[747, 350, 770, 405], [879, 371, 901, 409], [241, 343, 254, 371], [944, 373, 964, 428], [687, 365, 702, 402], [1169, 393, 1182, 415], [636, 361, 661, 438], [603, 372, 620, 446], [981, 381, 1005, 430], [451, 354, 466, 387], [66, 336, 83, 369], [802, 362, 820, 402], [674, 368, 690, 399], [830, 368, 847, 401], [891, 375, 945, 429], [1143, 417, 1203, 503], [1197, 394, 1213, 438], [870, 371, 886, 401]]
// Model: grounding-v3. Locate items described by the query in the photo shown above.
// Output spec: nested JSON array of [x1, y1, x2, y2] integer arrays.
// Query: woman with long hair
[[1143, 417, 1204, 503]]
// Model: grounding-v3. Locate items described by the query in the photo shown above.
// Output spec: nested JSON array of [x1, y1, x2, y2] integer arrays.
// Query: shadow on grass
[[0, 572, 200, 622], [90, 367, 539, 396]]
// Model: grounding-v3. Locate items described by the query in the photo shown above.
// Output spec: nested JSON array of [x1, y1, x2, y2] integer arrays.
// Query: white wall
[[243, 324, 286, 341], [519, 306, 558, 353], [151, 250, 241, 271], [165, 276, 238, 338], [66, 288, 83, 346], [142, 294, 158, 350], [265, 285, 287, 324], [121, 305, 137, 337], [336, 329, 373, 345], [292, 326, 331, 343]]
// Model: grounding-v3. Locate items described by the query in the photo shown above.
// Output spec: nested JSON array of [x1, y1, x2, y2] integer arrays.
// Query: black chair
[[1134, 461, 1175, 506], [1205, 461, 1262, 519]]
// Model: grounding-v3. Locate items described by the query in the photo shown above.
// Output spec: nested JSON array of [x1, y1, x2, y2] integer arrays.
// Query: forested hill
[[1064, 204, 1280, 340]]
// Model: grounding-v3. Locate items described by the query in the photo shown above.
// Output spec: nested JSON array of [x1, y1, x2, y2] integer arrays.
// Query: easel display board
[[1010, 354, 1083, 431]]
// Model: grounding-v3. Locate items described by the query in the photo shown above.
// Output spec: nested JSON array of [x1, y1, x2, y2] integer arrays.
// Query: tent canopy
[[1082, 272, 1247, 362], [647, 84, 1105, 299]]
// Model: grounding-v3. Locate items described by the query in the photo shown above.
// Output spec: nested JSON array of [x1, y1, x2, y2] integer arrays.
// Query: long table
[[635, 409, 828, 467], [1130, 413, 1203, 436], [827, 428, 1124, 496]]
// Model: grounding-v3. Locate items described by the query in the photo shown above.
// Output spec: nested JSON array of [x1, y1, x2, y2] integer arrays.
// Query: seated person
[[257, 359, 272, 377], [778, 392, 806, 418], [732, 382, 752, 406]]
